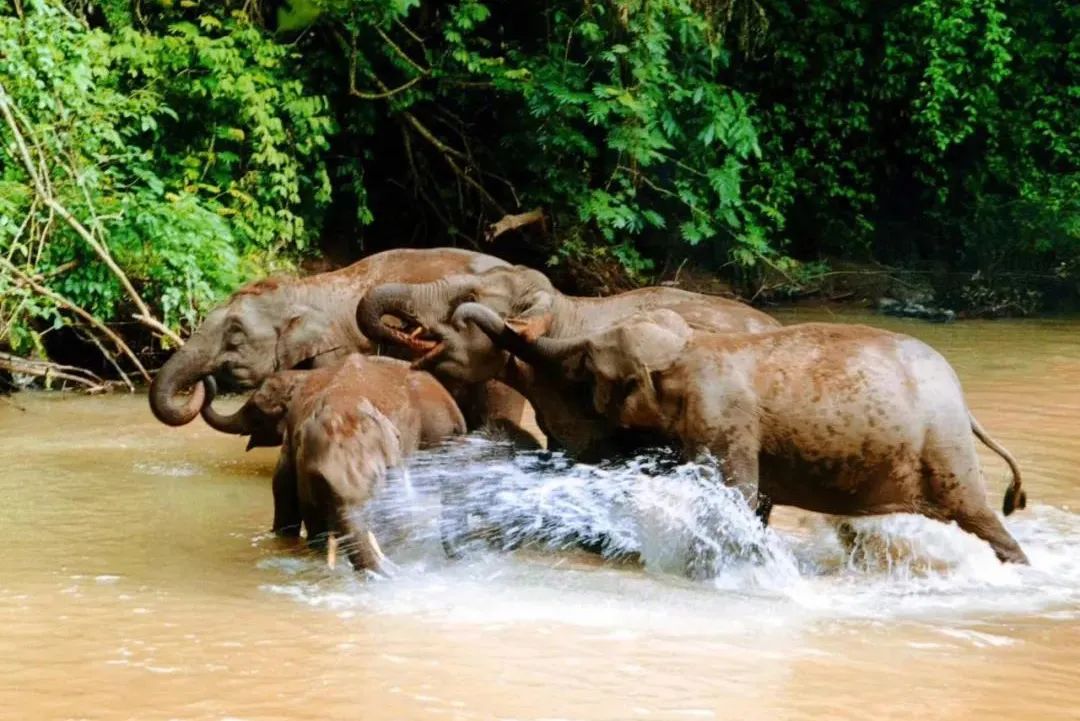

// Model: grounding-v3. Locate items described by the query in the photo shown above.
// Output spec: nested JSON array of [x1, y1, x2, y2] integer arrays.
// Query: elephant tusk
[[327, 532, 338, 570], [410, 341, 446, 369], [367, 530, 388, 564]]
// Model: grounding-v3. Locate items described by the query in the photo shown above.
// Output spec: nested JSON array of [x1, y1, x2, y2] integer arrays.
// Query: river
[[1, 310, 1077, 720]]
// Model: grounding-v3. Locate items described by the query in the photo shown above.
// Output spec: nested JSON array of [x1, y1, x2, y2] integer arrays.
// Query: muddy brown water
[[1, 309, 1078, 721]]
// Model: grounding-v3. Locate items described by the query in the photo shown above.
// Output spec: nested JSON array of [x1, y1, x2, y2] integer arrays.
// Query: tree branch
[[0, 352, 107, 392], [0, 82, 182, 347], [485, 208, 546, 242], [349, 74, 424, 100], [376, 27, 430, 76], [0, 256, 150, 383]]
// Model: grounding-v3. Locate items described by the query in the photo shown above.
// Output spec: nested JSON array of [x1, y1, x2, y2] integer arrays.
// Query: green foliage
[[3, 0, 1079, 379], [0, 0, 333, 358], [744, 0, 1079, 289]]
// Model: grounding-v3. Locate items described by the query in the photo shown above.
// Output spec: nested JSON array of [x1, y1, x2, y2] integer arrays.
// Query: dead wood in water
[[0, 352, 111, 392]]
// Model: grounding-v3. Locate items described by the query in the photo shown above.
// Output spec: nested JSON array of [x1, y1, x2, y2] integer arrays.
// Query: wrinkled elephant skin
[[203, 354, 466, 575], [498, 308, 1030, 566], [148, 247, 533, 441], [357, 265, 780, 458]]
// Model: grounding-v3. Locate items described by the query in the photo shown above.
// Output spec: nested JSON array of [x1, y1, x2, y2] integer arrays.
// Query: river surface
[[1, 309, 1078, 720]]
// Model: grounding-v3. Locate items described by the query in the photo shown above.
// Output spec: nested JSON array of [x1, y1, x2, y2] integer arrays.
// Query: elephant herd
[[150, 247, 1030, 577]]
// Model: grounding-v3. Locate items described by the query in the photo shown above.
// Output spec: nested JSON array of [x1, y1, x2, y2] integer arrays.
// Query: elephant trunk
[[452, 302, 587, 365], [199, 376, 252, 435], [355, 283, 440, 355], [149, 341, 213, 426], [356, 281, 462, 355], [355, 283, 413, 344]]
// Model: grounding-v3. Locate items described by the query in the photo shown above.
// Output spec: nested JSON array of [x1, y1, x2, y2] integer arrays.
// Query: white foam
[[256, 439, 1080, 635]]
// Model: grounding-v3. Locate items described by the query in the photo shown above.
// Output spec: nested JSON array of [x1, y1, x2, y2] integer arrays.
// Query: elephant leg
[[952, 509, 1029, 564], [687, 430, 762, 579], [438, 480, 470, 560], [342, 513, 396, 578], [302, 501, 329, 551], [755, 493, 773, 527], [271, 452, 302, 537], [462, 381, 544, 448], [921, 428, 1029, 565], [718, 436, 763, 513]]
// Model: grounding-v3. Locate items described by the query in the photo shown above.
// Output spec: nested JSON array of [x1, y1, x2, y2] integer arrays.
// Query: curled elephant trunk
[[453, 302, 587, 366], [149, 343, 212, 426], [355, 284, 441, 355], [199, 376, 252, 435]]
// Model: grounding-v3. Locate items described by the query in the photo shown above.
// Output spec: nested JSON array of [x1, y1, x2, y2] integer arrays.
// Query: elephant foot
[[755, 494, 773, 527], [273, 523, 302, 538]]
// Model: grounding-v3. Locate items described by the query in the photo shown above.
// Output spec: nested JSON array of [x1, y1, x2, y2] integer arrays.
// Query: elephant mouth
[[215, 365, 258, 391], [378, 315, 445, 362]]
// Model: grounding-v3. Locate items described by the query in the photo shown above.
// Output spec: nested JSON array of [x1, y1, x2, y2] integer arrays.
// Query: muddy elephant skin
[[356, 265, 779, 458], [474, 306, 1029, 564], [203, 354, 466, 575], [147, 247, 528, 436]]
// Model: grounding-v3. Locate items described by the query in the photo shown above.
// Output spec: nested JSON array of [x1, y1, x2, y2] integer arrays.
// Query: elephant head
[[453, 303, 691, 426], [199, 372, 305, 449], [355, 265, 558, 384], [149, 280, 337, 427]]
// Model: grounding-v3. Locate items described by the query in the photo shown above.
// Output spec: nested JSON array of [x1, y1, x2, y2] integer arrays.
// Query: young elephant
[[456, 304, 1030, 565], [202, 354, 466, 574]]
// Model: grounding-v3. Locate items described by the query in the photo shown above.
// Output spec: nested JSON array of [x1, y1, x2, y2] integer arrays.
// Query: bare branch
[[485, 208, 546, 242], [0, 256, 150, 383], [443, 153, 507, 215], [0, 82, 182, 348], [78, 327, 135, 392], [0, 352, 107, 392], [349, 74, 424, 100], [376, 27, 430, 76]]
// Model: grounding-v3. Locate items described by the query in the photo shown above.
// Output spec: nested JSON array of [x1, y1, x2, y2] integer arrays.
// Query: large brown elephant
[[455, 304, 1030, 564], [355, 264, 779, 459], [148, 247, 530, 439], [202, 354, 466, 575]]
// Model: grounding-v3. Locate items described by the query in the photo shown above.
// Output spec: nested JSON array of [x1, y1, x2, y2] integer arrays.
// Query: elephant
[[148, 247, 535, 443], [202, 354, 466, 575], [355, 264, 780, 459], [455, 304, 1030, 565]]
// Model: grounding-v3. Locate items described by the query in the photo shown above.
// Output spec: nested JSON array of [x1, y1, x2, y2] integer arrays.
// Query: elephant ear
[[275, 311, 333, 371], [504, 268, 556, 342], [585, 310, 691, 380], [583, 310, 691, 418], [251, 374, 295, 419], [243, 374, 297, 449]]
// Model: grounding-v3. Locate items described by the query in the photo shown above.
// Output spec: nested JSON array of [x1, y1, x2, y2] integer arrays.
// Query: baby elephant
[[202, 354, 466, 575], [456, 304, 1030, 565]]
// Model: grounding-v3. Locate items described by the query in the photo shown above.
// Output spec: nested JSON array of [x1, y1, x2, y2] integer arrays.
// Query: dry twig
[[0, 352, 107, 392], [0, 82, 182, 348], [484, 208, 546, 242], [0, 256, 150, 383]]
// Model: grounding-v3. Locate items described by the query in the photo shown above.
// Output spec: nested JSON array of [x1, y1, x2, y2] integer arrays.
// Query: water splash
[[259, 436, 1080, 628]]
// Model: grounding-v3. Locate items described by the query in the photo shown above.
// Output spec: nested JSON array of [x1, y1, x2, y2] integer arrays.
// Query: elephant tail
[[970, 413, 1026, 516]]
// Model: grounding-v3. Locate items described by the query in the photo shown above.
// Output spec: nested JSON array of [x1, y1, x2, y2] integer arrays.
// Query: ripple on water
[[254, 439, 1080, 637]]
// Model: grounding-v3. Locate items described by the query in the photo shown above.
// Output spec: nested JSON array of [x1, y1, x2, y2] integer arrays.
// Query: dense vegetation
[[1, 0, 1077, 386]]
